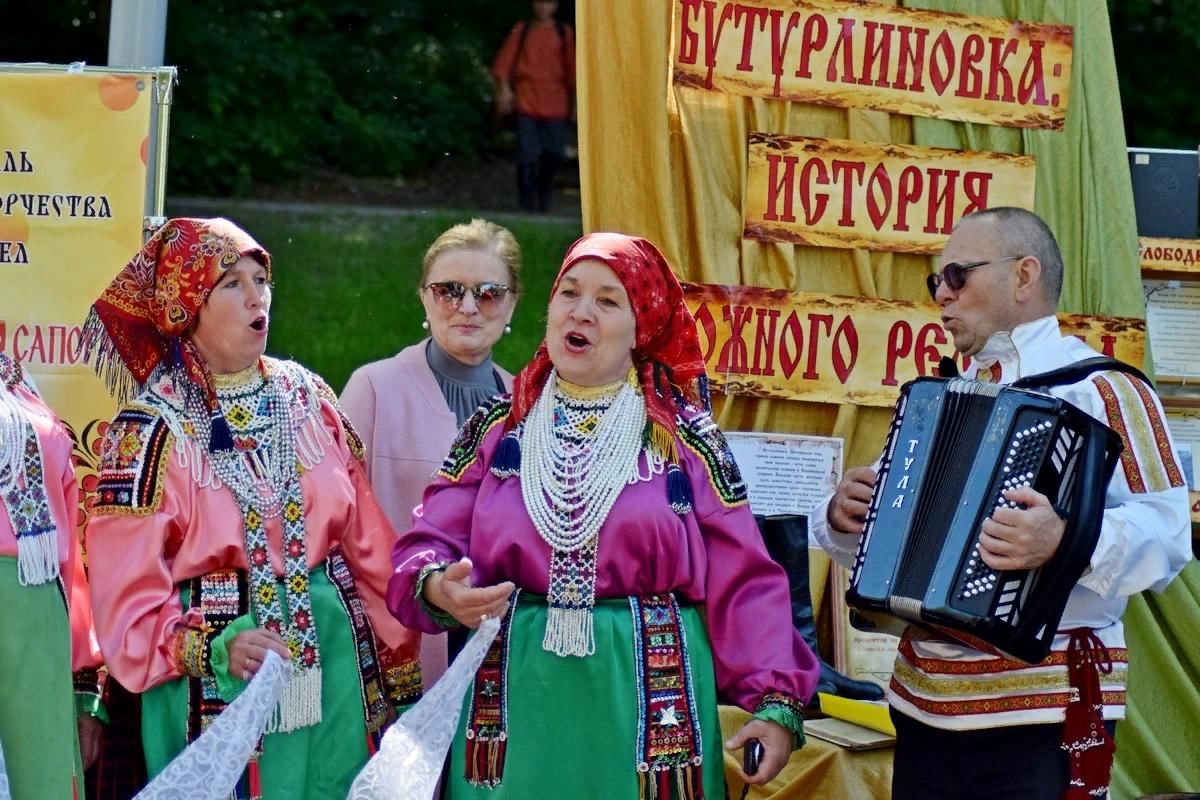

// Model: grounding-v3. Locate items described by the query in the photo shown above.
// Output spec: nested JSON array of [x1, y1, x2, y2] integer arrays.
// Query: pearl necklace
[[521, 369, 646, 657], [520, 370, 646, 553], [183, 366, 301, 518], [0, 357, 26, 492]]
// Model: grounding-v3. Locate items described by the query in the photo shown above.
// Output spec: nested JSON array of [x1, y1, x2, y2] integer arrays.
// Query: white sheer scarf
[[349, 616, 500, 800]]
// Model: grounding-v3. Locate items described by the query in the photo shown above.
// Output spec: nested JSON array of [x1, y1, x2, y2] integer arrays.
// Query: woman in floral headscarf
[[82, 218, 421, 798], [388, 232, 819, 799]]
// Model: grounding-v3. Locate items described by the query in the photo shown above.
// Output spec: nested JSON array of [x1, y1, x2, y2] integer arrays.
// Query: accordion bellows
[[847, 378, 1122, 663]]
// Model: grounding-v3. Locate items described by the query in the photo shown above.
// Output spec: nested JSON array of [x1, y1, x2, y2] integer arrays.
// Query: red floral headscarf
[[510, 232, 707, 436], [81, 217, 271, 403]]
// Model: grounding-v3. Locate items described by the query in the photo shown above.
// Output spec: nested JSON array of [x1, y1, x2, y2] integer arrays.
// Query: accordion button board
[[846, 377, 1120, 663]]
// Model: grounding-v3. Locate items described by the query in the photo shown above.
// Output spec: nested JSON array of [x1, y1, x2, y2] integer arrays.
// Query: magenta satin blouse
[[388, 408, 819, 712]]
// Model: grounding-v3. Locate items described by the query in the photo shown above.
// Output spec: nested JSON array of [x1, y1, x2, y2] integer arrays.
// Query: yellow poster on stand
[[0, 64, 173, 532]]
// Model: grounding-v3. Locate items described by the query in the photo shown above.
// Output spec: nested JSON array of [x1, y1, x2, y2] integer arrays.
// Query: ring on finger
[[480, 613, 489, 622], [243, 668, 251, 681]]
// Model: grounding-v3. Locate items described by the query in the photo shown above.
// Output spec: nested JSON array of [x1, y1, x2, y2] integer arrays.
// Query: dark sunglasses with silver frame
[[424, 280, 511, 308], [926, 255, 1024, 300]]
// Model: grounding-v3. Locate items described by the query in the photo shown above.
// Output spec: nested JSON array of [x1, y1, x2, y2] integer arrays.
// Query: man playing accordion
[[813, 207, 1191, 800]]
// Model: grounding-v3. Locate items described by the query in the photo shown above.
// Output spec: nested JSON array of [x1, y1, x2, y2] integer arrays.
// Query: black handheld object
[[738, 738, 765, 799], [743, 738, 764, 775]]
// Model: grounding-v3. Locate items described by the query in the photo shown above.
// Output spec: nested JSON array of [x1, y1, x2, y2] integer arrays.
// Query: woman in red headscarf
[[81, 218, 422, 798], [388, 232, 819, 799]]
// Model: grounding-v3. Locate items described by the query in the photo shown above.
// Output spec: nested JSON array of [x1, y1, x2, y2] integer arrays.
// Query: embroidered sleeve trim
[[172, 623, 217, 677], [753, 692, 806, 749], [415, 560, 458, 628], [677, 411, 748, 507], [1093, 373, 1184, 493], [73, 667, 108, 721], [384, 660, 424, 707], [437, 397, 511, 482], [93, 404, 174, 517]]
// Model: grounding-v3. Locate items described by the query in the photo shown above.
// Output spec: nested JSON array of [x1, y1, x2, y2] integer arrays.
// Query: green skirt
[[447, 595, 726, 800], [0, 556, 83, 800], [141, 568, 370, 800]]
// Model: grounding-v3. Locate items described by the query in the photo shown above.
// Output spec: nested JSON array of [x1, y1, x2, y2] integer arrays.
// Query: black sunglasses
[[926, 255, 1023, 300], [424, 281, 511, 308]]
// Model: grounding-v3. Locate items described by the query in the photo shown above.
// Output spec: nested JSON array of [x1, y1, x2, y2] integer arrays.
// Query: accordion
[[846, 377, 1122, 663]]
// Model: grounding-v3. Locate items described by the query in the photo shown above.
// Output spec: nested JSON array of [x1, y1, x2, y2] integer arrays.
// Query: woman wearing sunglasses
[[341, 218, 520, 691]]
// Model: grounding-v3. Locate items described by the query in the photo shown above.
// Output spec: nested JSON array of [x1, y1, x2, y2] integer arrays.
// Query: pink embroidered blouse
[[86, 395, 409, 694]]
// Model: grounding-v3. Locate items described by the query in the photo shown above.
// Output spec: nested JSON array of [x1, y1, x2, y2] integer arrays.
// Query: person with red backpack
[[492, 0, 575, 213]]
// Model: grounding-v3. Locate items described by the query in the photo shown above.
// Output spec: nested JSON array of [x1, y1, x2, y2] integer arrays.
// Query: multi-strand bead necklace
[[520, 369, 646, 657]]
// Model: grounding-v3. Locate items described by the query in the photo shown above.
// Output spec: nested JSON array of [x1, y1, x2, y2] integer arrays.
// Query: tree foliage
[[1, 2, 1190, 196], [1108, 0, 1200, 150], [164, 0, 548, 195]]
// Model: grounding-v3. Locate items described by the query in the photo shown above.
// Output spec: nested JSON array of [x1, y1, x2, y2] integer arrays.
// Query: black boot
[[517, 162, 538, 211], [755, 514, 886, 703], [536, 152, 562, 212]]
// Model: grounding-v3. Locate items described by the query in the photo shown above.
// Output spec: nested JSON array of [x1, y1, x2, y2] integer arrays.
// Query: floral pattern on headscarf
[[81, 217, 271, 402], [510, 232, 707, 435]]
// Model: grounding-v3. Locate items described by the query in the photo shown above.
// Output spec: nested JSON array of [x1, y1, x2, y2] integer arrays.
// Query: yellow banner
[[744, 134, 1036, 254], [673, 0, 1074, 130], [684, 283, 1145, 407], [0, 67, 161, 530], [1139, 236, 1200, 274]]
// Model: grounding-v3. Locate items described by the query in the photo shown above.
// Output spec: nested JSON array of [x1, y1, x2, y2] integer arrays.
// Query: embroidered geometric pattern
[[464, 590, 519, 788], [755, 692, 806, 719], [754, 691, 807, 747], [677, 411, 747, 507], [897, 636, 1129, 675], [324, 547, 390, 732], [94, 406, 173, 516], [892, 656, 1129, 696], [3, 427, 54, 540], [889, 679, 1126, 717], [1093, 373, 1183, 494], [892, 636, 1129, 719], [383, 661, 423, 707], [184, 569, 249, 742], [1125, 375, 1185, 488], [203, 363, 327, 730], [630, 594, 704, 800], [438, 397, 511, 482]]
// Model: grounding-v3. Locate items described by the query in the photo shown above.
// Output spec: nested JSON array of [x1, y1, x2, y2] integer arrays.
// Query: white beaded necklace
[[521, 370, 645, 552], [520, 369, 646, 656], [0, 358, 25, 492]]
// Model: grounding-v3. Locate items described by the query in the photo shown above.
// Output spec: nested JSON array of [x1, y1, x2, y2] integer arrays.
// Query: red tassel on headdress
[[1060, 628, 1115, 800]]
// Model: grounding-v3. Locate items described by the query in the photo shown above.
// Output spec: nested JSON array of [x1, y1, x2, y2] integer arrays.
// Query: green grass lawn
[[206, 207, 583, 392]]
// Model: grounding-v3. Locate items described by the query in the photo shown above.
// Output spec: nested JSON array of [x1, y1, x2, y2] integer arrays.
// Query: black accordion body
[[846, 377, 1122, 663]]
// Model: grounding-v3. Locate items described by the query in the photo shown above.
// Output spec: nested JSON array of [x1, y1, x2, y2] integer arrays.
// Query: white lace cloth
[[348, 617, 500, 800], [0, 733, 10, 800], [134, 650, 290, 800]]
